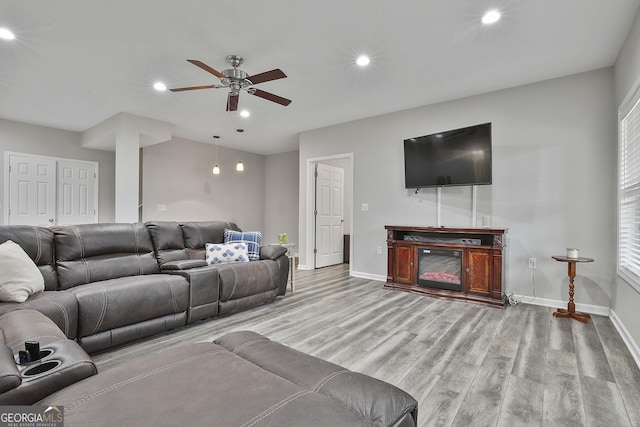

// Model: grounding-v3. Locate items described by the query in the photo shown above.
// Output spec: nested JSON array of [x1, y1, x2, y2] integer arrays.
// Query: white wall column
[[115, 124, 140, 222], [82, 113, 172, 223]]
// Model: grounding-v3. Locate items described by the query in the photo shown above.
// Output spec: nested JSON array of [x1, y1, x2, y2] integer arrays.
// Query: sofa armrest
[[0, 291, 79, 340], [0, 340, 96, 405], [165, 267, 219, 323], [0, 345, 21, 393], [161, 259, 208, 271], [260, 245, 287, 260], [0, 309, 68, 352]]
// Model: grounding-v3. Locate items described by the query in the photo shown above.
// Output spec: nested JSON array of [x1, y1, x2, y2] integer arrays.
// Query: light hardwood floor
[[93, 264, 640, 427]]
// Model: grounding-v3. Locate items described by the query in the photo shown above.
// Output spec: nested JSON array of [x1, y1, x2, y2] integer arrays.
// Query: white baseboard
[[350, 270, 387, 282], [610, 309, 640, 370], [511, 294, 610, 316], [296, 264, 309, 271]]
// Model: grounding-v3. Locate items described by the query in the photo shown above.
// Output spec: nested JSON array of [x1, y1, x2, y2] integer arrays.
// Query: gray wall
[[613, 7, 640, 354], [0, 118, 298, 249], [264, 151, 299, 247], [142, 137, 266, 232], [299, 68, 616, 310], [0, 118, 115, 224]]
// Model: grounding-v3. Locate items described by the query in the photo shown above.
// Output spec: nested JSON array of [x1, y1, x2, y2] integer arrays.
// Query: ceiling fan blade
[[169, 85, 218, 92], [226, 93, 239, 111], [247, 69, 287, 85], [187, 59, 225, 78], [250, 88, 292, 106]]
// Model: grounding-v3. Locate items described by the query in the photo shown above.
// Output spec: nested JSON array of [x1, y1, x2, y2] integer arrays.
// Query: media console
[[385, 225, 507, 307]]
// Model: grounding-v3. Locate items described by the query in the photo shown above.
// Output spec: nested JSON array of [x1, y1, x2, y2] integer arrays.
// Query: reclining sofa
[[0, 222, 419, 425], [0, 309, 417, 426], [0, 221, 289, 353]]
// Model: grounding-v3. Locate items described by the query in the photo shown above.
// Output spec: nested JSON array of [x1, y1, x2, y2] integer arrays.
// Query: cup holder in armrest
[[0, 340, 96, 406], [15, 348, 54, 366], [34, 348, 53, 360], [17, 347, 60, 378], [23, 360, 61, 377]]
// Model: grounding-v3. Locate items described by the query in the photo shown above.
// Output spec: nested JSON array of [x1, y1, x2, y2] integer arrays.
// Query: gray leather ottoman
[[39, 331, 418, 426]]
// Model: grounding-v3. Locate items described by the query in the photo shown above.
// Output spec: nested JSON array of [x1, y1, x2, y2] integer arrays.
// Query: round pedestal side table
[[551, 255, 594, 323], [282, 243, 296, 293], [270, 243, 296, 293]]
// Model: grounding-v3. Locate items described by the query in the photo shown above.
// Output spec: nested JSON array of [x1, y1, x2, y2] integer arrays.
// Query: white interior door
[[57, 160, 97, 225], [7, 153, 98, 226], [8, 155, 57, 226], [315, 163, 344, 268]]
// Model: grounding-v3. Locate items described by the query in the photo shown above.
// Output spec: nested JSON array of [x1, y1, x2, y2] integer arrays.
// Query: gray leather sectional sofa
[[0, 221, 289, 353], [0, 222, 419, 426]]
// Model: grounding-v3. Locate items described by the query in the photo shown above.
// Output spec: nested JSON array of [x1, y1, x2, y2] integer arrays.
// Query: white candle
[[567, 248, 579, 259]]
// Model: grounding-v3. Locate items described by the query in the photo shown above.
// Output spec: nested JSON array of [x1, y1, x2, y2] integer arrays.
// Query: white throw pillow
[[0, 240, 45, 303], [205, 242, 250, 264]]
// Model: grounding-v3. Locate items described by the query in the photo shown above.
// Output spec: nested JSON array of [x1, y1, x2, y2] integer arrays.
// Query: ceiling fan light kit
[[169, 55, 292, 112]]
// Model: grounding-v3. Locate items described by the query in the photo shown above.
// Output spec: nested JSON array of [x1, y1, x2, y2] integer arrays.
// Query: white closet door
[[7, 154, 98, 226], [57, 160, 97, 225], [8, 155, 57, 226]]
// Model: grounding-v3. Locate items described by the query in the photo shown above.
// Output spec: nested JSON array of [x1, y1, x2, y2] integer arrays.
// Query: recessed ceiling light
[[356, 55, 370, 67], [0, 27, 16, 41], [153, 82, 167, 91], [481, 9, 501, 25], [240, 110, 250, 118]]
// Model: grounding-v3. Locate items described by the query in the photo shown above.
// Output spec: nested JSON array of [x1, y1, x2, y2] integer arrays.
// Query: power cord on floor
[[504, 267, 537, 306]]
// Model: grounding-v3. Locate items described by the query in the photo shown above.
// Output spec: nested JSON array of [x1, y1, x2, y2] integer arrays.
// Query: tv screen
[[404, 123, 492, 188]]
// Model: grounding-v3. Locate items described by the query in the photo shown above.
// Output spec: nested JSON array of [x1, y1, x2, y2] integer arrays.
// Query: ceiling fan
[[169, 55, 292, 112]]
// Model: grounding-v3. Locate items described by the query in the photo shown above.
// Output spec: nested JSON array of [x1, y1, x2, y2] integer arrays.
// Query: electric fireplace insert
[[417, 247, 463, 291]]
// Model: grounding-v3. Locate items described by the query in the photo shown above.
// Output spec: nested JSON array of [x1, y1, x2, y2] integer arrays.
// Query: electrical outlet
[[376, 246, 383, 255], [528, 258, 536, 269]]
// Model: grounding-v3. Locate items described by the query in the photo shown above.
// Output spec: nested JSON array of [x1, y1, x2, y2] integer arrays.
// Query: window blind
[[619, 95, 640, 289]]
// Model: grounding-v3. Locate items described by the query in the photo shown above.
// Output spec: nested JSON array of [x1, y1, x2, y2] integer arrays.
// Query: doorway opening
[[305, 153, 353, 272]]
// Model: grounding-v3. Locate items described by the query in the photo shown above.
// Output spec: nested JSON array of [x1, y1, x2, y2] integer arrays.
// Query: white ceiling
[[1, 0, 639, 155]]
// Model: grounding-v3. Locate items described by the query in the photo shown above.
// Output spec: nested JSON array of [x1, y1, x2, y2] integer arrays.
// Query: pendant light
[[212, 136, 221, 175], [236, 129, 245, 172]]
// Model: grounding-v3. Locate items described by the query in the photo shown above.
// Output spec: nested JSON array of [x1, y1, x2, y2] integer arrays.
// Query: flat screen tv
[[403, 122, 492, 189]]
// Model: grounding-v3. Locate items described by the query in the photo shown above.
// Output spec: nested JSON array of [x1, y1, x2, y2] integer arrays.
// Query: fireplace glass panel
[[417, 248, 462, 291]]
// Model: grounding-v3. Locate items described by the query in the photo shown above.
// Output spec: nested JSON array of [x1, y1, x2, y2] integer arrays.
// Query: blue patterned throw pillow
[[205, 242, 249, 264], [223, 229, 262, 261]]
